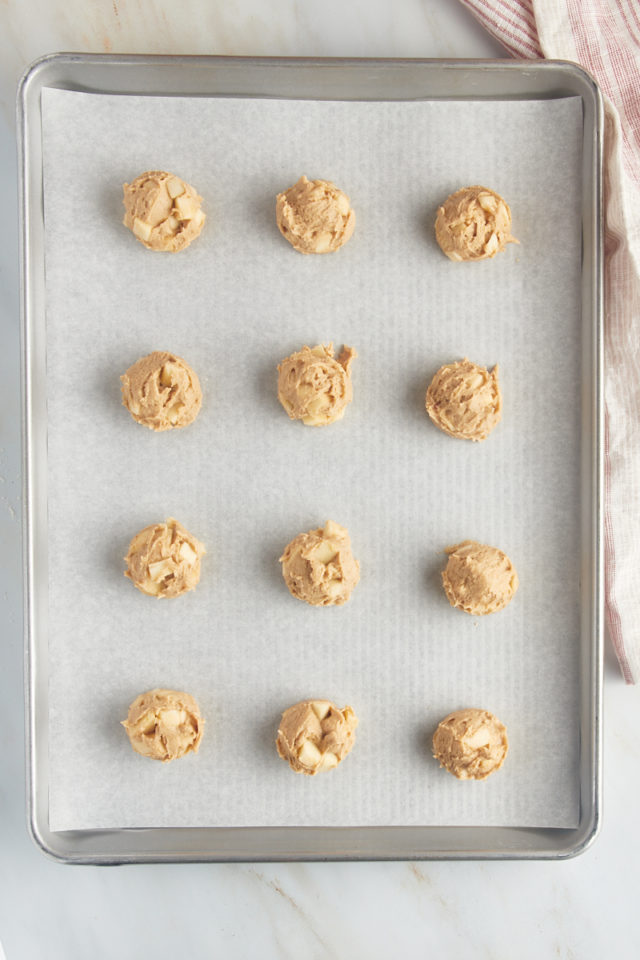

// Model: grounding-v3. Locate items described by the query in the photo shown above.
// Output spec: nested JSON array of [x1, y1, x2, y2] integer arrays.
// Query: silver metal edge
[[17, 55, 58, 863], [19, 54, 604, 863], [580, 63, 605, 860], [13, 52, 608, 99], [17, 54, 37, 853]]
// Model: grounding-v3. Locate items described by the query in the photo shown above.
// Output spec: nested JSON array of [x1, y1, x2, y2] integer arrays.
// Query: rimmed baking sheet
[[20, 56, 603, 861]]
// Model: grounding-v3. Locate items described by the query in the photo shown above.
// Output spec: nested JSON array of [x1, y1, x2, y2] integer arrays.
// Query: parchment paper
[[41, 88, 584, 830]]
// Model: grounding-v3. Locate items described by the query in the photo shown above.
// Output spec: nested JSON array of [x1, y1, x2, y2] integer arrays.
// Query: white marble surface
[[1, 2, 639, 957]]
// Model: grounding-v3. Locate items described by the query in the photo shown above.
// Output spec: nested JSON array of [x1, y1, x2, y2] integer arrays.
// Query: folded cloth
[[459, 0, 640, 682]]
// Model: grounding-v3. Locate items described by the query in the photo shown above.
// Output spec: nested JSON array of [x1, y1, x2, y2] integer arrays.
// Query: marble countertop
[[1, 2, 639, 957]]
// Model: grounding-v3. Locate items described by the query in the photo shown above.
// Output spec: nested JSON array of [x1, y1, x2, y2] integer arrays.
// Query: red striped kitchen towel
[[459, 0, 640, 682]]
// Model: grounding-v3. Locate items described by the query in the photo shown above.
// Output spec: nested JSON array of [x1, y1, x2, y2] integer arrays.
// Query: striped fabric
[[459, 0, 640, 682]]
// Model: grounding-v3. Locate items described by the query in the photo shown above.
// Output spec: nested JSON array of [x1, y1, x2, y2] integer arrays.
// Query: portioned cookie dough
[[442, 540, 518, 615], [276, 699, 358, 775], [125, 517, 205, 598], [121, 350, 202, 431], [435, 185, 517, 262], [122, 170, 205, 252], [425, 358, 501, 442], [122, 688, 204, 762], [276, 175, 356, 254], [277, 343, 357, 426], [280, 520, 360, 606], [433, 708, 508, 780]]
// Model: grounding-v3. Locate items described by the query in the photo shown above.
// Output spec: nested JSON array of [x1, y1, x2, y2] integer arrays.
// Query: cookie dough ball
[[122, 688, 204, 762], [442, 540, 518, 615], [433, 708, 508, 780], [121, 351, 202, 431], [280, 520, 360, 607], [278, 343, 357, 427], [425, 358, 501, 442], [122, 170, 205, 252], [276, 699, 358, 775], [125, 517, 205, 598], [435, 185, 517, 262], [276, 175, 356, 254]]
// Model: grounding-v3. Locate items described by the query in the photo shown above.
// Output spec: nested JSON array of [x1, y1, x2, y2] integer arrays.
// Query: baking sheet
[[41, 88, 583, 831]]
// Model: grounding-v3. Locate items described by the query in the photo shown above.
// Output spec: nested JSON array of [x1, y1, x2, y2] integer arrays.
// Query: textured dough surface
[[121, 350, 202, 431], [280, 520, 360, 606], [432, 708, 508, 780], [122, 688, 204, 762], [425, 358, 501, 441], [277, 343, 356, 426], [125, 517, 206, 598], [276, 175, 356, 254], [276, 699, 358, 775], [122, 170, 205, 252], [442, 540, 518, 615], [435, 185, 517, 262]]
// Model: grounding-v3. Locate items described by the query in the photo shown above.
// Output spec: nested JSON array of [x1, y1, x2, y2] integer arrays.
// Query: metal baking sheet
[[19, 55, 603, 862]]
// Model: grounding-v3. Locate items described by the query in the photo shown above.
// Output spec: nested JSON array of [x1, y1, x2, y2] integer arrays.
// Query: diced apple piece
[[313, 541, 338, 564], [160, 364, 175, 387], [137, 711, 157, 735], [325, 579, 343, 597], [478, 193, 497, 213], [318, 751, 338, 771], [485, 233, 499, 256], [133, 217, 152, 241], [166, 177, 185, 199], [175, 195, 198, 220], [310, 701, 331, 721], [343, 706, 357, 725], [313, 231, 332, 253], [148, 559, 173, 580], [323, 521, 344, 539], [305, 396, 325, 416], [298, 740, 322, 765], [179, 542, 197, 564], [463, 726, 491, 749], [160, 709, 186, 728]]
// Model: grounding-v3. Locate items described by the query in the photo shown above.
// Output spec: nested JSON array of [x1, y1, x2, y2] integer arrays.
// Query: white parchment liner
[[41, 89, 583, 830]]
